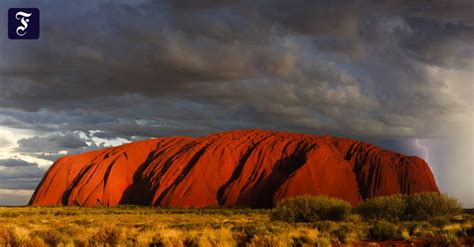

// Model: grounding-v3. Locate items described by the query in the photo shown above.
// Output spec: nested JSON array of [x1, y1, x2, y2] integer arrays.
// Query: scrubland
[[0, 193, 473, 246]]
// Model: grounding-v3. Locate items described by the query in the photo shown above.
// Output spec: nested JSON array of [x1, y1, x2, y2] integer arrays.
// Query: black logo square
[[8, 8, 40, 40]]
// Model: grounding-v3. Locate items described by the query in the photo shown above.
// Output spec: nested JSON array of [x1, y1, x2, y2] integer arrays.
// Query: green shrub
[[356, 194, 406, 222], [356, 192, 462, 222], [405, 192, 462, 221], [271, 195, 352, 222], [367, 221, 400, 241]]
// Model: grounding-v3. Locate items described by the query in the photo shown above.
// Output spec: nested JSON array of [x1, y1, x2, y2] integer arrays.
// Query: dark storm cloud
[[399, 16, 474, 68], [0, 0, 472, 141]]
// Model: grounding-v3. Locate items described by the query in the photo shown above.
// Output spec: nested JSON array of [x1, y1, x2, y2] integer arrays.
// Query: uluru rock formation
[[29, 129, 438, 207]]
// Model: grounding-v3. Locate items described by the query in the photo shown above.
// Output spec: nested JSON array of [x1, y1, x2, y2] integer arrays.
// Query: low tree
[[404, 192, 462, 221], [356, 194, 406, 222]]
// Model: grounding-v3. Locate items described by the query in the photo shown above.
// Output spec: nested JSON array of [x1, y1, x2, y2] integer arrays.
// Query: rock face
[[29, 130, 438, 207]]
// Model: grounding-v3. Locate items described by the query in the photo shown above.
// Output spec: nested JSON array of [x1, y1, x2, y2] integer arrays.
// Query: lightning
[[414, 139, 430, 164]]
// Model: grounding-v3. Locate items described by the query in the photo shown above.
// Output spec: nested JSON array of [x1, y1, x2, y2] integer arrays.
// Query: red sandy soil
[[29, 129, 438, 207]]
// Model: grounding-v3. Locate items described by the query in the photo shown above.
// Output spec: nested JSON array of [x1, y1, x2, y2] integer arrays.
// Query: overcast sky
[[0, 0, 473, 206]]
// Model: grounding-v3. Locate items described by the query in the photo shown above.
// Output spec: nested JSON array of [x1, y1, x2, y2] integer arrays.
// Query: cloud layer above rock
[[0, 0, 472, 140]]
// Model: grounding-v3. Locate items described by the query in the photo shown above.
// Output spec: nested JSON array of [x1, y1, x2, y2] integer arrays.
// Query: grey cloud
[[0, 189, 34, 206], [399, 17, 474, 69], [35, 153, 70, 162], [0, 178, 42, 190], [17, 133, 88, 153], [0, 159, 38, 167], [13, 131, 118, 162], [0, 159, 46, 190]]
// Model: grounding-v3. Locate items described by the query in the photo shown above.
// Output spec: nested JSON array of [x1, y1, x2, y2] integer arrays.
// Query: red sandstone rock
[[29, 129, 439, 207]]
